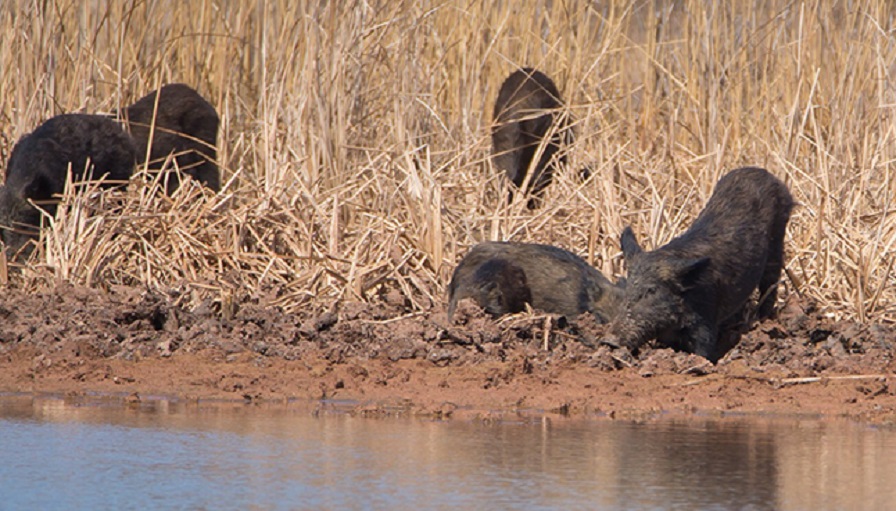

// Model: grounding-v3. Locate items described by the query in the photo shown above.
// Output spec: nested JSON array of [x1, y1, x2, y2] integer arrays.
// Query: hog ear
[[620, 226, 642, 263], [676, 257, 710, 290]]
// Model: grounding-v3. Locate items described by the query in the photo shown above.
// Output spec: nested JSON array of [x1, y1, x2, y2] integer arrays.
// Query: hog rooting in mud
[[0, 113, 136, 256], [121, 83, 220, 194], [492, 68, 573, 209], [447, 241, 623, 323], [606, 167, 794, 362]]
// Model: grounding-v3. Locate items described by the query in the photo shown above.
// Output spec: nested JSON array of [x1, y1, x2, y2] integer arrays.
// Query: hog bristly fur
[[122, 83, 220, 193], [448, 241, 623, 323], [607, 167, 794, 362], [492, 68, 572, 209], [0, 113, 136, 255]]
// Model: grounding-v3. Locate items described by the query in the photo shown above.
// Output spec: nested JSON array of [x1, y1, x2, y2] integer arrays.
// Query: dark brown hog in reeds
[[492, 68, 573, 209], [447, 241, 623, 323], [0, 113, 136, 256], [122, 83, 220, 194], [606, 167, 794, 362]]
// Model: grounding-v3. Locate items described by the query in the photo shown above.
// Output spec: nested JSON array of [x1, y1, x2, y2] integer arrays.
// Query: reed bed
[[1, 0, 895, 322]]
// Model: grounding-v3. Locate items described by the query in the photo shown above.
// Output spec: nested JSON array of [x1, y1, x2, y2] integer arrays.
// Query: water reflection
[[0, 395, 894, 510], [606, 419, 779, 509]]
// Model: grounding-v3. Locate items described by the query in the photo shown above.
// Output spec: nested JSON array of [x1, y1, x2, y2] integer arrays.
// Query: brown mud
[[0, 284, 894, 424]]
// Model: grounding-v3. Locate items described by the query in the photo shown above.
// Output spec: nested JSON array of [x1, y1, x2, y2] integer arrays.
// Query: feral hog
[[0, 114, 136, 255], [122, 83, 220, 193], [447, 241, 622, 322], [492, 68, 572, 209], [606, 167, 794, 362]]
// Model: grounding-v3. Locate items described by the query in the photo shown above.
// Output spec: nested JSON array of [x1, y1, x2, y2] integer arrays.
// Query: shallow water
[[1, 395, 894, 511]]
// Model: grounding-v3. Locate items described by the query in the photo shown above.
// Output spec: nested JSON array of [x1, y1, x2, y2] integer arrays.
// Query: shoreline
[[3, 348, 894, 425], [0, 284, 894, 425]]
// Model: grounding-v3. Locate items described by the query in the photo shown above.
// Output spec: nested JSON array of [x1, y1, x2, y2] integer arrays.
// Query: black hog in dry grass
[[447, 241, 623, 323], [0, 113, 136, 255], [122, 83, 220, 194], [606, 167, 794, 362], [492, 68, 572, 209]]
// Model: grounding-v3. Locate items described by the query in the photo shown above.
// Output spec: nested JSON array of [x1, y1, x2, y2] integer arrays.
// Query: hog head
[[607, 227, 711, 352]]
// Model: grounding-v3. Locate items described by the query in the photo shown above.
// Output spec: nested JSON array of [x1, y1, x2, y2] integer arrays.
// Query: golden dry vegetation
[[1, 0, 895, 323]]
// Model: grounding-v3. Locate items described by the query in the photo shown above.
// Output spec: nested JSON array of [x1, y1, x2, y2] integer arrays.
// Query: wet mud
[[0, 284, 894, 424]]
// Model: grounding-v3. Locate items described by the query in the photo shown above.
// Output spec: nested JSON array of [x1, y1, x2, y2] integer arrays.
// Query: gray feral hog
[[0, 113, 136, 255], [606, 167, 794, 362], [122, 83, 220, 193], [492, 68, 573, 209], [447, 241, 623, 323]]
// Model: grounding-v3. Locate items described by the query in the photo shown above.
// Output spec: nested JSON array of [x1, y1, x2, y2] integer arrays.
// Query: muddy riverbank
[[0, 284, 894, 424]]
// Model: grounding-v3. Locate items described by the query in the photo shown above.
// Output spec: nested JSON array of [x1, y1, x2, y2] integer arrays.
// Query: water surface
[[1, 395, 894, 510]]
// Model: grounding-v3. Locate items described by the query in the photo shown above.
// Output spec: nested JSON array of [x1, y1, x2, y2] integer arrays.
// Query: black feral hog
[[606, 167, 794, 362], [0, 113, 136, 255], [122, 83, 220, 194], [447, 241, 623, 323], [492, 68, 573, 209]]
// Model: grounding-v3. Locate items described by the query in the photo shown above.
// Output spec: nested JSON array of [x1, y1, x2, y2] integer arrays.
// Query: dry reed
[[1, 1, 895, 323]]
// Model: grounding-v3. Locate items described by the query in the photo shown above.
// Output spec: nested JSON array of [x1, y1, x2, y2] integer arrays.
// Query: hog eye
[[634, 286, 656, 300]]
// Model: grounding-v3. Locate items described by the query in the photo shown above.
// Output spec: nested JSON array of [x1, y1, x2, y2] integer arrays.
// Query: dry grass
[[1, 0, 896, 322]]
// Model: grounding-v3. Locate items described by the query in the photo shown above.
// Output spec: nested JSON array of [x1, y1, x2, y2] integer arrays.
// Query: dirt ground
[[0, 283, 894, 425]]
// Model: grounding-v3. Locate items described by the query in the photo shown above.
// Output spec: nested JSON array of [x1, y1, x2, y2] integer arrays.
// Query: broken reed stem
[[777, 374, 891, 385], [679, 373, 893, 387]]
